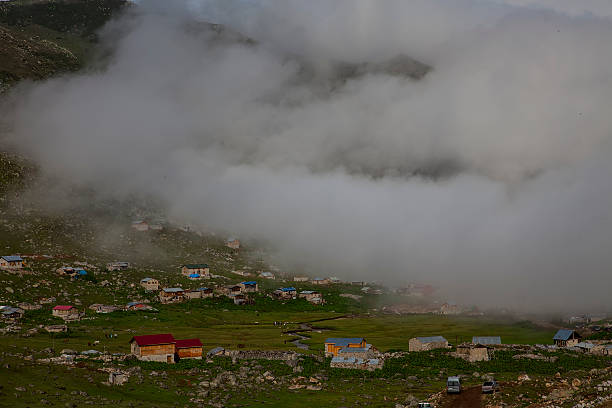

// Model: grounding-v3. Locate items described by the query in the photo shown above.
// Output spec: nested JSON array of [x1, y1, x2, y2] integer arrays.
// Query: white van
[[447, 376, 461, 394]]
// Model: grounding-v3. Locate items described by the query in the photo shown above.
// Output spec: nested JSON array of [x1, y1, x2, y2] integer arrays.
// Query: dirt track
[[440, 386, 482, 408]]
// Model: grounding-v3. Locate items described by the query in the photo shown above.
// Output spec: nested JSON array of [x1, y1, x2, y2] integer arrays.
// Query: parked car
[[482, 380, 500, 393], [418, 403, 434, 408], [447, 376, 461, 394]]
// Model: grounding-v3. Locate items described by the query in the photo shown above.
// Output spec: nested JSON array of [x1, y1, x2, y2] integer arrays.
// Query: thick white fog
[[3, 0, 612, 312]]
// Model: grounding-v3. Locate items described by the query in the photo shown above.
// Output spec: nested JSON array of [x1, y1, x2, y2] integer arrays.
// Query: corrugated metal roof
[[162, 288, 184, 293], [575, 342, 594, 349], [175, 338, 202, 348], [325, 338, 364, 347], [241, 281, 257, 285], [281, 287, 296, 292], [53, 305, 74, 311], [553, 329, 576, 341], [331, 356, 356, 363], [184, 264, 209, 269], [416, 336, 447, 344], [141, 278, 155, 282], [300, 290, 316, 294], [131, 333, 175, 346], [472, 336, 501, 345], [207, 346, 225, 356], [2, 255, 23, 262]]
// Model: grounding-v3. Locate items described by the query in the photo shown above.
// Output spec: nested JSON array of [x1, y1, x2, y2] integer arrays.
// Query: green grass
[[303, 314, 556, 352]]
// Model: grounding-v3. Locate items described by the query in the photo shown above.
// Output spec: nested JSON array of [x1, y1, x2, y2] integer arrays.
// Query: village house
[[231, 293, 248, 305], [0, 255, 24, 270], [184, 287, 214, 300], [221, 284, 243, 296], [324, 338, 368, 357], [455, 344, 491, 362], [553, 329, 582, 347], [1, 306, 24, 320], [293, 276, 309, 282], [299, 290, 324, 304], [259, 272, 275, 279], [44, 324, 68, 333], [56, 266, 88, 278], [472, 336, 501, 346], [140, 277, 160, 291], [181, 264, 210, 278], [17, 302, 41, 311], [52, 305, 80, 321], [131, 220, 149, 231], [89, 304, 119, 314], [409, 336, 449, 352], [311, 277, 329, 285], [226, 238, 240, 250], [106, 262, 130, 271], [149, 220, 164, 231], [274, 287, 297, 300], [440, 302, 461, 315], [239, 281, 259, 293], [125, 301, 155, 311], [175, 339, 203, 359], [328, 277, 341, 283], [159, 288, 185, 304], [130, 334, 177, 363], [232, 270, 252, 277]]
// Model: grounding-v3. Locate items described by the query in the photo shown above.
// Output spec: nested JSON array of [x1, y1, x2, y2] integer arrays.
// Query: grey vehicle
[[482, 380, 500, 393], [446, 376, 461, 394]]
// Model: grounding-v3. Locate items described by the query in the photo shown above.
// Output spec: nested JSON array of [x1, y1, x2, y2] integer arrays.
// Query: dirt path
[[440, 386, 482, 408]]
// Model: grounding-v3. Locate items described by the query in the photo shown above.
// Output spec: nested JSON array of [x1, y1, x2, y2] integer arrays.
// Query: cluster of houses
[[294, 276, 341, 285], [130, 333, 202, 363], [325, 338, 383, 370]]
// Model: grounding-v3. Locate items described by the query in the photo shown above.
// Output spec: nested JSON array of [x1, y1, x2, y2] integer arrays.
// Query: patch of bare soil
[[440, 386, 482, 408]]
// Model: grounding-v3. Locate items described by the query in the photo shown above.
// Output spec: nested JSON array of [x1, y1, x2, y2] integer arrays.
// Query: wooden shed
[[130, 334, 176, 363], [175, 338, 203, 360]]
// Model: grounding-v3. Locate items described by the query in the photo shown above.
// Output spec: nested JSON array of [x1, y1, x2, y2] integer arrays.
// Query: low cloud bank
[[3, 0, 612, 312]]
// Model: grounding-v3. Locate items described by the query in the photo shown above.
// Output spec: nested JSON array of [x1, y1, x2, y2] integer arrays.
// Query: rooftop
[[183, 264, 209, 269], [2, 255, 23, 262], [416, 336, 447, 344], [472, 336, 501, 345], [554, 329, 578, 341], [175, 338, 203, 348], [130, 333, 175, 346], [53, 305, 74, 311], [325, 338, 365, 347], [162, 288, 184, 293]]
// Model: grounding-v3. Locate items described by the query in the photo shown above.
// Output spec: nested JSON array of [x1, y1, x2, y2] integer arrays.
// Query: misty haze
[[1, 0, 612, 407]]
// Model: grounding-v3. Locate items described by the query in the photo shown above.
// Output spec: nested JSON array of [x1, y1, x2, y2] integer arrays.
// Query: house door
[[167, 355, 173, 363]]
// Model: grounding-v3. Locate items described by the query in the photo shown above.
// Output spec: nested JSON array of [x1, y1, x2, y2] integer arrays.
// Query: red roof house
[[175, 338, 203, 359], [130, 333, 175, 346], [52, 305, 79, 319]]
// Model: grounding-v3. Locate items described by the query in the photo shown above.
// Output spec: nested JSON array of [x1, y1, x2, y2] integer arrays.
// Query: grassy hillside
[[0, 0, 126, 91]]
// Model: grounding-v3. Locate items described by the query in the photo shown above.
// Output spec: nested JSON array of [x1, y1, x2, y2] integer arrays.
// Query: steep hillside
[[0, 0, 126, 91]]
